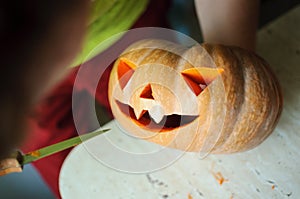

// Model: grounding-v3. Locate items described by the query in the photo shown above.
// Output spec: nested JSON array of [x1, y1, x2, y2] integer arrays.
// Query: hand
[[194, 0, 260, 51]]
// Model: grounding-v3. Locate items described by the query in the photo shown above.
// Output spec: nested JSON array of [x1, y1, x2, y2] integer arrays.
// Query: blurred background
[[0, 0, 299, 198]]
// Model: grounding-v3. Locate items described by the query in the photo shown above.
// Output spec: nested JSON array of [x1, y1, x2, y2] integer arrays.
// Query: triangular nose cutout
[[140, 84, 154, 99]]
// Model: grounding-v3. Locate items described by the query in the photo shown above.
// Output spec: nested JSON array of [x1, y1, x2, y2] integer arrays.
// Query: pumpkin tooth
[[133, 108, 147, 120], [148, 105, 165, 124]]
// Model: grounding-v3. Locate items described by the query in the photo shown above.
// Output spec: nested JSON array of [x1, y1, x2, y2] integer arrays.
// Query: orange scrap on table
[[213, 171, 228, 185], [28, 150, 41, 157], [188, 193, 193, 199]]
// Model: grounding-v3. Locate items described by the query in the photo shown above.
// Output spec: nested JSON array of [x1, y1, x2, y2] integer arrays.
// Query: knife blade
[[0, 128, 109, 176]]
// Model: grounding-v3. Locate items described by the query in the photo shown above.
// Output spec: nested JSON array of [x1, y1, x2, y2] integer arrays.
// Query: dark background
[[168, 0, 300, 41]]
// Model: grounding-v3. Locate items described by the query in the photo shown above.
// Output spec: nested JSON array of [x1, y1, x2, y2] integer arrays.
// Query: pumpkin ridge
[[217, 47, 272, 152]]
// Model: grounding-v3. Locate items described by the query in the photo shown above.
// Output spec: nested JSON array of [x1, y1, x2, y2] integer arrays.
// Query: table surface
[[59, 6, 300, 199]]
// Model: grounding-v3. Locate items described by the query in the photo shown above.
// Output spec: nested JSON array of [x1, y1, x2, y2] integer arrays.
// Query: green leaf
[[71, 0, 149, 67]]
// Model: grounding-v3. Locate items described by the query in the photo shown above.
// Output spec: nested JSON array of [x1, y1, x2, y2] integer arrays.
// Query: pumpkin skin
[[108, 39, 282, 153]]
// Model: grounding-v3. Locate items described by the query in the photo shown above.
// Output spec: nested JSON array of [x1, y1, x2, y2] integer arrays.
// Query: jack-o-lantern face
[[108, 39, 282, 153], [115, 58, 222, 131]]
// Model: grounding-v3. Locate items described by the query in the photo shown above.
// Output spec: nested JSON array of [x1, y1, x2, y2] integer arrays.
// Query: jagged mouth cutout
[[114, 58, 223, 132], [116, 100, 198, 132]]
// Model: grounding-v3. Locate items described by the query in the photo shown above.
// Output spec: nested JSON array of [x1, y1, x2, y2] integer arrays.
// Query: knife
[[0, 128, 109, 176]]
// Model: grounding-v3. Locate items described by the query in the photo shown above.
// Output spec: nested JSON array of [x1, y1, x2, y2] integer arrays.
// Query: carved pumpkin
[[108, 39, 282, 153]]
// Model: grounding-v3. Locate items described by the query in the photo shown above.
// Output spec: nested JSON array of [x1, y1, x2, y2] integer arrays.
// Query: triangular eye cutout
[[140, 84, 154, 99], [181, 67, 224, 96], [181, 75, 204, 96], [117, 58, 136, 89]]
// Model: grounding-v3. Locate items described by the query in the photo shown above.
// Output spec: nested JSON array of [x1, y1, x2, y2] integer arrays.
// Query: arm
[[0, 0, 89, 158], [194, 0, 259, 51]]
